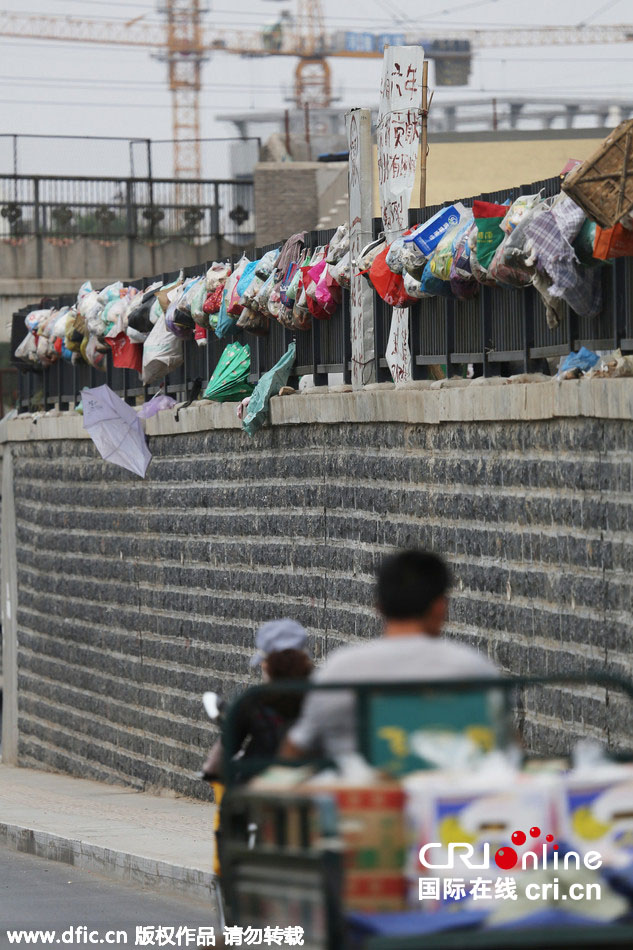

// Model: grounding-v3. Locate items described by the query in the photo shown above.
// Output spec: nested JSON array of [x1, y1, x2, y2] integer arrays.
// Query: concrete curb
[[0, 821, 219, 908]]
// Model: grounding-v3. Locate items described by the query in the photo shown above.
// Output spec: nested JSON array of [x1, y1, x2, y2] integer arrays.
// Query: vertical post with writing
[[346, 108, 376, 388]]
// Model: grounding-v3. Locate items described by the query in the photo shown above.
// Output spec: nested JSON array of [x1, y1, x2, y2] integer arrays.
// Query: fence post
[[33, 176, 43, 279], [445, 298, 455, 377], [126, 179, 135, 279], [481, 286, 493, 377], [522, 289, 534, 374]]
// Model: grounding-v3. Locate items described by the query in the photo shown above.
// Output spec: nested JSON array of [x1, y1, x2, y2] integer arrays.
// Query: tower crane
[[0, 3, 631, 180]]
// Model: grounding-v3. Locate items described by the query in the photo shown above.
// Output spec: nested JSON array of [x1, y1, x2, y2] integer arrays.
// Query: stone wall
[[3, 381, 633, 797]]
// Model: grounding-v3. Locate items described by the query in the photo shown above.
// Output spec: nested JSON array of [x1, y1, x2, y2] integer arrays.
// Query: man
[[280, 549, 498, 760]]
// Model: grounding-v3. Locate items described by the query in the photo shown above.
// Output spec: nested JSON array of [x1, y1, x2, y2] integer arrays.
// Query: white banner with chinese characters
[[377, 46, 425, 384]]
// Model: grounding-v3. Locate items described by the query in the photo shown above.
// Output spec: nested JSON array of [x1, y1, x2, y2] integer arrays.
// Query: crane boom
[[1, 8, 632, 178]]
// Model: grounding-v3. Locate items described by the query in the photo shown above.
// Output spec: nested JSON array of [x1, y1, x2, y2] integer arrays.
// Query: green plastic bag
[[203, 341, 253, 402], [242, 342, 296, 437], [473, 199, 508, 270]]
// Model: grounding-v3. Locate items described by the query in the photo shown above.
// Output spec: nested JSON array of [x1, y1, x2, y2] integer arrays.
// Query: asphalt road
[[0, 847, 217, 948]]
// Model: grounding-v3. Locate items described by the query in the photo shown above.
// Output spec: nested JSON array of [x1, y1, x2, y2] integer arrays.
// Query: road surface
[[0, 847, 217, 948]]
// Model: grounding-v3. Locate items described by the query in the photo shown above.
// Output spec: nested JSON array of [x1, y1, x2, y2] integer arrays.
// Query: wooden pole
[[419, 59, 429, 209]]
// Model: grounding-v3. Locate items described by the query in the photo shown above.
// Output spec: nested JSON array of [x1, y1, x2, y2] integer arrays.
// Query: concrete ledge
[[4, 378, 633, 443], [0, 821, 218, 906]]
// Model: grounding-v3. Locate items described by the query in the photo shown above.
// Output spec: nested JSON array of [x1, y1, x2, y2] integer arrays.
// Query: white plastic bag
[[142, 313, 184, 385]]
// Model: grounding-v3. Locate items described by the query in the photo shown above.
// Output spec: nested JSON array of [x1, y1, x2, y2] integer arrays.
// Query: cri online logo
[[419, 826, 603, 872]]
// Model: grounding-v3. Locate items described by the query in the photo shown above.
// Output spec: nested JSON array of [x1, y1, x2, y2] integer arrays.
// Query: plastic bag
[[226, 256, 250, 315], [329, 250, 350, 290], [205, 261, 231, 291], [279, 261, 299, 307], [385, 238, 407, 274], [142, 313, 184, 385], [203, 286, 224, 316], [82, 335, 108, 371], [236, 306, 269, 336], [501, 194, 540, 235], [357, 236, 386, 272], [402, 271, 425, 298], [215, 287, 238, 339], [97, 280, 123, 305], [242, 342, 296, 437], [473, 199, 509, 270], [15, 331, 38, 364], [430, 217, 472, 282], [189, 279, 210, 327], [369, 243, 417, 307], [420, 259, 455, 298], [241, 275, 265, 309], [253, 271, 276, 312], [314, 264, 341, 316], [488, 234, 532, 288], [106, 333, 143, 374], [25, 309, 52, 334], [255, 248, 280, 280], [326, 223, 349, 264], [593, 222, 633, 259], [402, 240, 427, 278]]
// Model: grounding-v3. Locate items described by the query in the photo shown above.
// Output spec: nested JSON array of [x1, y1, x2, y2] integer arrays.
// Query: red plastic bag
[[203, 286, 224, 315], [593, 223, 633, 260], [106, 332, 143, 374], [369, 244, 417, 308]]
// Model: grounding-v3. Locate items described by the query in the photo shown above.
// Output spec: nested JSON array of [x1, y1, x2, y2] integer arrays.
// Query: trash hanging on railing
[[13, 131, 633, 390], [13, 222, 351, 388]]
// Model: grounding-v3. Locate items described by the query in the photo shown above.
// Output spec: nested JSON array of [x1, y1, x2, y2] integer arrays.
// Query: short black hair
[[376, 549, 451, 619]]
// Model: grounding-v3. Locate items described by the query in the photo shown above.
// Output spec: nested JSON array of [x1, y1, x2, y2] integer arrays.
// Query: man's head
[[376, 549, 451, 637]]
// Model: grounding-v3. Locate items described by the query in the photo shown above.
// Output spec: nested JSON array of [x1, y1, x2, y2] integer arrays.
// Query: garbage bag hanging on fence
[[105, 332, 143, 374], [242, 342, 296, 437], [82, 384, 152, 478], [142, 313, 184, 385]]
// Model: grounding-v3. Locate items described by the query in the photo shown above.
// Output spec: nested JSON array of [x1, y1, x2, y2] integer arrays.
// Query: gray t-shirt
[[287, 634, 498, 758]]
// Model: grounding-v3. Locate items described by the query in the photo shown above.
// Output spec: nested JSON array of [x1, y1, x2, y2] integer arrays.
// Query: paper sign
[[377, 46, 424, 384]]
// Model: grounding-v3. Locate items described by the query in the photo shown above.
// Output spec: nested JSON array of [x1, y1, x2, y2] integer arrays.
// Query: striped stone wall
[[7, 390, 633, 797]]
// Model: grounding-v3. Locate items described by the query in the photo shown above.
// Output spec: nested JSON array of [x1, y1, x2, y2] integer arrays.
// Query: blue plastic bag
[[420, 260, 454, 298], [235, 260, 259, 299], [558, 346, 599, 376], [214, 287, 237, 339]]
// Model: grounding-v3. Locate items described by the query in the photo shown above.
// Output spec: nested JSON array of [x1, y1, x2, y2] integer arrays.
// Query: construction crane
[[0, 4, 632, 180]]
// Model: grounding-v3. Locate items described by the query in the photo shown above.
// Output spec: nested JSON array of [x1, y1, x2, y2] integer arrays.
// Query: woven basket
[[561, 119, 633, 228]]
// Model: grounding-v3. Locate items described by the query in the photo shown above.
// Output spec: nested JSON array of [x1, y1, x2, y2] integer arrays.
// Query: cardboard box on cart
[[403, 767, 564, 910], [252, 775, 408, 912]]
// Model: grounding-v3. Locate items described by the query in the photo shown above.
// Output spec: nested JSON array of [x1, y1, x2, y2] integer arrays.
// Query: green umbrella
[[203, 341, 254, 402], [242, 342, 296, 437]]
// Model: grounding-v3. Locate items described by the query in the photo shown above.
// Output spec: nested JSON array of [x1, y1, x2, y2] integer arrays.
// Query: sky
[[0, 0, 632, 178]]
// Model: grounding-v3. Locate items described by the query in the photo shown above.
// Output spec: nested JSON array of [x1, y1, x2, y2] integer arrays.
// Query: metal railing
[[374, 175, 633, 379], [12, 174, 633, 414], [13, 225, 349, 413], [0, 173, 254, 275]]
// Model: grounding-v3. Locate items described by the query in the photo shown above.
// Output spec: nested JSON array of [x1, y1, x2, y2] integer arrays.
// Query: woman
[[201, 618, 312, 784]]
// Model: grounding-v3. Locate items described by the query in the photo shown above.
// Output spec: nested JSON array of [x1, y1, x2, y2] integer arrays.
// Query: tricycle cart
[[219, 672, 633, 949]]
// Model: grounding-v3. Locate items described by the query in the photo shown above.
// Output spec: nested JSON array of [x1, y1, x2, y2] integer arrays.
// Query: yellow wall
[[372, 133, 606, 215]]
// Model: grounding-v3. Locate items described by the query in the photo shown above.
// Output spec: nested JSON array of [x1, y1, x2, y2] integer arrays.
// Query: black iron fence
[[12, 174, 633, 414], [13, 225, 349, 414], [0, 173, 254, 273]]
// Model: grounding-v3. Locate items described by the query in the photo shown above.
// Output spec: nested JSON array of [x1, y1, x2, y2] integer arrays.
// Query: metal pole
[[146, 138, 156, 275], [304, 103, 311, 161], [284, 109, 292, 157], [492, 97, 498, 131], [419, 60, 429, 210]]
